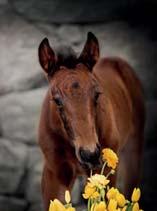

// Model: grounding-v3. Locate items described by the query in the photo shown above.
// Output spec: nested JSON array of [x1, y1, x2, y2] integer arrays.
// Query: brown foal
[[38, 32, 145, 211]]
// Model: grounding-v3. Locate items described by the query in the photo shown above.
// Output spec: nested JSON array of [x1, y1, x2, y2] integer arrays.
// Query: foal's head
[[38, 32, 101, 169]]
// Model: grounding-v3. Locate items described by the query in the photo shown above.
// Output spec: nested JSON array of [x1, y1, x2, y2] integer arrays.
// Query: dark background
[[0, 0, 156, 210]]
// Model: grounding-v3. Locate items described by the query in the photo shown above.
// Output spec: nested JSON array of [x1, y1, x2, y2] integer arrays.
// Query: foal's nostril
[[79, 146, 101, 166], [79, 148, 90, 162]]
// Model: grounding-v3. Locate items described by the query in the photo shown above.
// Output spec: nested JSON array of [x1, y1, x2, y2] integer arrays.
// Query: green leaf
[[64, 203, 72, 208], [126, 203, 133, 211]]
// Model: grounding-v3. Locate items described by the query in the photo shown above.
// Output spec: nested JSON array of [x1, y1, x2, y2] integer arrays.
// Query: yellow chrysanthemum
[[108, 199, 117, 211], [123, 206, 128, 211], [131, 188, 141, 202], [49, 199, 66, 211], [92, 191, 100, 199], [88, 174, 110, 188], [91, 201, 107, 211], [106, 187, 119, 200], [65, 190, 71, 204], [49, 200, 55, 211], [102, 148, 118, 169], [116, 193, 126, 207], [121, 205, 127, 211], [82, 183, 99, 199], [132, 202, 140, 211]]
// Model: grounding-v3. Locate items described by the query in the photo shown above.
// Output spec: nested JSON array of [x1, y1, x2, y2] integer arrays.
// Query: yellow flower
[[66, 207, 76, 211], [108, 199, 117, 211], [122, 206, 127, 211], [110, 169, 115, 175], [106, 187, 119, 200], [132, 202, 140, 211], [88, 174, 110, 188], [131, 188, 141, 202], [49, 201, 55, 211], [93, 201, 107, 211], [91, 203, 95, 211], [49, 199, 66, 211], [102, 148, 118, 169], [82, 183, 99, 199], [65, 190, 71, 204], [92, 191, 100, 199], [91, 202, 107, 211], [116, 193, 126, 207]]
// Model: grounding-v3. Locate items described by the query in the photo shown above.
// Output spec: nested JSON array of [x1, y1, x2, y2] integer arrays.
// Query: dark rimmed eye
[[94, 92, 100, 105], [53, 97, 63, 107]]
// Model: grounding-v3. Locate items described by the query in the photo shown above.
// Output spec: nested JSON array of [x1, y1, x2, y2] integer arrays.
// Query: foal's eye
[[53, 97, 63, 107], [94, 92, 100, 104]]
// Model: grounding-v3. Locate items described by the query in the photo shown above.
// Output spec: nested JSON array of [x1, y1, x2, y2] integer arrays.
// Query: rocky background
[[0, 0, 156, 211]]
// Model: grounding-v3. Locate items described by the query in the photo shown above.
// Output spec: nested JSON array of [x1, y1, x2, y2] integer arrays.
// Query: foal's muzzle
[[79, 144, 101, 169]]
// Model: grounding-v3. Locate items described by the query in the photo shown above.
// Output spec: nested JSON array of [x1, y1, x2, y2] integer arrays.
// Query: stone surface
[[141, 150, 157, 211], [0, 0, 7, 5], [0, 138, 28, 194], [0, 5, 46, 95], [11, 0, 133, 23], [0, 88, 47, 144], [144, 101, 157, 148], [0, 196, 27, 211], [140, 102, 157, 211], [28, 203, 44, 211], [57, 25, 83, 46], [25, 147, 43, 203]]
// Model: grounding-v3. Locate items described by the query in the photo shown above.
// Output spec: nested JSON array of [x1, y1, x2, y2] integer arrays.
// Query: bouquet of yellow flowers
[[49, 148, 143, 211]]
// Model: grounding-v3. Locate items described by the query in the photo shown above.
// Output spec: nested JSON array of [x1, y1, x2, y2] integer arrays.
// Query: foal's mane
[[55, 45, 78, 69]]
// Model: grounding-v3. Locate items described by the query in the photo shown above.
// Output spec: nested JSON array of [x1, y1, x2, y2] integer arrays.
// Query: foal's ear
[[38, 38, 57, 76], [78, 32, 99, 71]]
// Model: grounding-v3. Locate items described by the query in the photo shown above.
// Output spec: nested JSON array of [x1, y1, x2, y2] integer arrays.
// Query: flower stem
[[101, 162, 107, 175], [88, 198, 91, 211], [90, 169, 93, 177]]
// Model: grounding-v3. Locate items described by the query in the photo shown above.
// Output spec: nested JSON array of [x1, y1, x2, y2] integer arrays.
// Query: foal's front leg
[[41, 163, 76, 211]]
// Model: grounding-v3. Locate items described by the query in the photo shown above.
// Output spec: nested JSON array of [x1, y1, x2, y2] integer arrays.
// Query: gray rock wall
[[0, 1, 156, 211]]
